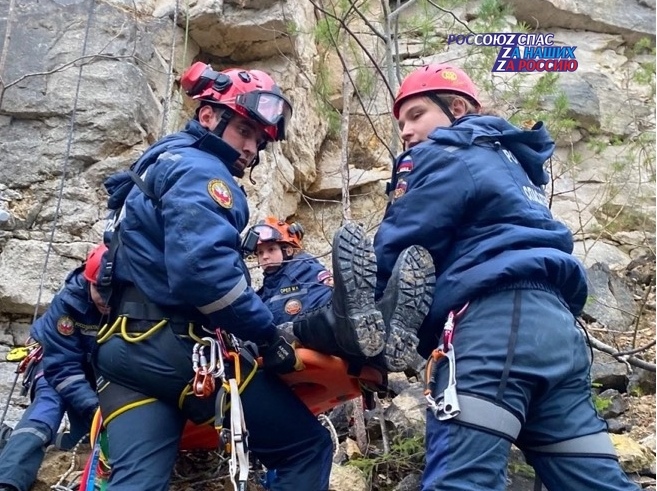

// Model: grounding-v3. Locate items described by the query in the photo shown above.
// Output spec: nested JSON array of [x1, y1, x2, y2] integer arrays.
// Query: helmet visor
[[235, 91, 292, 134], [253, 224, 283, 242]]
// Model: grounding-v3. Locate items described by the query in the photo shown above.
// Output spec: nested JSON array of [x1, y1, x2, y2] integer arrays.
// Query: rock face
[[504, 0, 655, 44]]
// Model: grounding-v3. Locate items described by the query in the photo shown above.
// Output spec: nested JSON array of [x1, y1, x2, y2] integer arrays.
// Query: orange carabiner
[[193, 370, 215, 398]]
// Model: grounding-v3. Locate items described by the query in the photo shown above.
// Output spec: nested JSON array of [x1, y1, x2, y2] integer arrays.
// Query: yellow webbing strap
[[97, 316, 168, 344]]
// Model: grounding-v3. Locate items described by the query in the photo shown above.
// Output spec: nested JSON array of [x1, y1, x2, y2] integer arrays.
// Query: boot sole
[[332, 222, 385, 357], [383, 246, 435, 372]]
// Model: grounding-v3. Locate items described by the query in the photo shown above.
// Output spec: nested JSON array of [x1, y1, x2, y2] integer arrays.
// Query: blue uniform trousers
[[422, 286, 640, 491], [95, 323, 332, 491], [0, 373, 88, 491]]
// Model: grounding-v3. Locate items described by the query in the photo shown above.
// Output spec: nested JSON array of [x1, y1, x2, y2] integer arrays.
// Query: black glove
[[261, 336, 304, 374], [275, 322, 300, 345]]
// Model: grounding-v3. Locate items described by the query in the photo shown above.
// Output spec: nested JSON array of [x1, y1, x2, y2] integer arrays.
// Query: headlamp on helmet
[[180, 62, 293, 143], [241, 217, 304, 257]]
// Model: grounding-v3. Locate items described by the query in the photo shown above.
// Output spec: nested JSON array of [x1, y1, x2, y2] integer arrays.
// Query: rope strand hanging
[[159, 0, 180, 137]]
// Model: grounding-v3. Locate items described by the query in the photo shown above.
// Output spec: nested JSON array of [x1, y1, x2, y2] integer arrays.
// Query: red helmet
[[393, 64, 481, 118], [180, 62, 292, 142], [249, 216, 304, 249], [83, 243, 108, 285]]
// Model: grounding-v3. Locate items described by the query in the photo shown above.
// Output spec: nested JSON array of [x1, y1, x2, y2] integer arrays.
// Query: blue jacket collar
[[185, 120, 241, 176]]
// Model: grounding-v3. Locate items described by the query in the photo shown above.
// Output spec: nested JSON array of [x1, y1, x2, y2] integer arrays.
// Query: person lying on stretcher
[[248, 217, 436, 375]]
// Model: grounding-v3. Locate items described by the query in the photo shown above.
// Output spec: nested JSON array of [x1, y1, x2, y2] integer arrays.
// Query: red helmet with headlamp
[[180, 62, 292, 142]]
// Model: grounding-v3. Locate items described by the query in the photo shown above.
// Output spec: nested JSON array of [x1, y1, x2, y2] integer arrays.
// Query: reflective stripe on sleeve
[[197, 275, 248, 314], [55, 374, 86, 392], [13, 426, 50, 444], [524, 432, 618, 457]]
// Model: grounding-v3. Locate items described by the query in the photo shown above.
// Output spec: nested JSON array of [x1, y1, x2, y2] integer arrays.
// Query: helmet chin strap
[[428, 93, 456, 123], [247, 156, 259, 185], [210, 106, 233, 139], [247, 141, 268, 184], [282, 246, 294, 261], [210, 107, 251, 179], [207, 105, 269, 182]]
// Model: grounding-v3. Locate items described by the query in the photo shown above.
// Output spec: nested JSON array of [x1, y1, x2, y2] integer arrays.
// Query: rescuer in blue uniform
[[254, 217, 333, 325], [0, 245, 107, 491], [93, 63, 339, 491], [374, 63, 639, 491]]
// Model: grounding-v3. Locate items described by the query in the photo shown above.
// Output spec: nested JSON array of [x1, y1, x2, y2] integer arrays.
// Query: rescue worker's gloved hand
[[275, 322, 300, 345], [261, 337, 305, 374]]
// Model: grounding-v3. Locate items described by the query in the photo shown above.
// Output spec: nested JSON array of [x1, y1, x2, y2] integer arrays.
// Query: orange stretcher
[[179, 348, 385, 450]]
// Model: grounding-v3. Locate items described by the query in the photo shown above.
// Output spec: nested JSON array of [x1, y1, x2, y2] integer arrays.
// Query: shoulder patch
[[397, 155, 414, 174], [317, 270, 333, 286], [284, 298, 302, 316], [392, 179, 407, 202], [208, 179, 233, 209], [57, 316, 75, 336]]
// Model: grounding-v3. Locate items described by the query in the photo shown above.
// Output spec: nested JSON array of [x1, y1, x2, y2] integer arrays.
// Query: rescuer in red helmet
[[374, 63, 639, 491], [94, 62, 333, 490]]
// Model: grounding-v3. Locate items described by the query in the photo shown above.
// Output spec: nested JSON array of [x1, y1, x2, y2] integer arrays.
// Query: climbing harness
[[424, 303, 469, 421], [190, 331, 251, 491], [77, 409, 110, 491]]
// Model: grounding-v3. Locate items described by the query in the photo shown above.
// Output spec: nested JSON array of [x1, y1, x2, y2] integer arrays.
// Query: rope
[[159, 0, 180, 137], [0, 0, 97, 428], [50, 434, 90, 491], [182, 0, 190, 69], [318, 413, 340, 458]]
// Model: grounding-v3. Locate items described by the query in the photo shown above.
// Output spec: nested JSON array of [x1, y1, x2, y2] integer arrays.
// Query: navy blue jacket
[[33, 268, 101, 422], [373, 115, 588, 357], [107, 120, 277, 344], [257, 252, 333, 324]]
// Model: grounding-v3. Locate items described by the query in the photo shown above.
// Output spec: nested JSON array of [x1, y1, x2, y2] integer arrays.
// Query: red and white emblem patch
[[284, 299, 302, 316], [392, 180, 407, 201], [57, 316, 75, 336], [317, 270, 333, 286], [208, 179, 233, 209]]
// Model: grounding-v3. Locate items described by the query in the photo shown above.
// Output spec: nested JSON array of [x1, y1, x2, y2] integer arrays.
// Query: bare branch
[[424, 0, 477, 35], [586, 333, 656, 372], [2, 53, 137, 93], [339, 43, 354, 221], [347, 0, 386, 41], [313, 0, 395, 159], [308, 0, 395, 100], [632, 283, 654, 348], [615, 340, 656, 358]]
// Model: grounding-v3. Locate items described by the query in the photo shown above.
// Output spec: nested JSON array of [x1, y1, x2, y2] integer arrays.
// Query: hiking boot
[[287, 304, 342, 356], [331, 222, 385, 358], [377, 246, 435, 372]]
